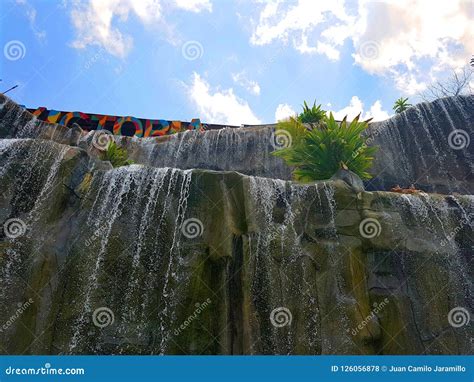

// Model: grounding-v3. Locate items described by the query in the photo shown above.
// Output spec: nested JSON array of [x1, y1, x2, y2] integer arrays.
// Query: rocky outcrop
[[365, 95, 474, 194], [0, 94, 472, 355], [1, 94, 472, 194], [0, 137, 472, 355], [0, 94, 292, 181]]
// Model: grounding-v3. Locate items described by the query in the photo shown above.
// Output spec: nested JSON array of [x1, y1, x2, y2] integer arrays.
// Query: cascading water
[[366, 95, 473, 193], [69, 167, 138, 352], [1, 93, 472, 193], [0, 93, 472, 355], [0, 139, 70, 299], [64, 166, 195, 354], [125, 126, 292, 180], [246, 176, 343, 354], [395, 192, 472, 301]]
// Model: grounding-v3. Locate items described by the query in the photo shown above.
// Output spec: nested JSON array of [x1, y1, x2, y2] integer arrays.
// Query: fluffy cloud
[[331, 96, 390, 122], [274, 103, 296, 121], [173, 0, 212, 12], [352, 0, 473, 93], [232, 72, 261, 95], [185, 72, 261, 125], [249, 0, 473, 94], [69, 0, 211, 58], [251, 0, 353, 61]]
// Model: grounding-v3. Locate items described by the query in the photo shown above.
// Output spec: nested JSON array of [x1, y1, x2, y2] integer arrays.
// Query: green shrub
[[297, 100, 327, 125], [101, 141, 134, 167], [393, 97, 411, 113], [273, 113, 377, 181]]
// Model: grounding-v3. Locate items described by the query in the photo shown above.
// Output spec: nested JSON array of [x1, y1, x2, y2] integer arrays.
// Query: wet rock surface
[[0, 95, 472, 355], [365, 95, 474, 194], [2, 94, 472, 194]]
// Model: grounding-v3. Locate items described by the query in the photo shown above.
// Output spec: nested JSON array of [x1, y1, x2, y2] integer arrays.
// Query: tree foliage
[[393, 97, 412, 113], [273, 113, 377, 181], [297, 100, 327, 125]]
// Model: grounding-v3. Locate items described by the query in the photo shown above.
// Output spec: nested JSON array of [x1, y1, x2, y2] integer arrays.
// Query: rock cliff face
[[366, 95, 473, 194], [1, 94, 472, 193], [0, 95, 472, 355]]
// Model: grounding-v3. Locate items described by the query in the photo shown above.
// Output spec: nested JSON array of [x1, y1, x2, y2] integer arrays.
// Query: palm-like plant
[[101, 141, 134, 167], [393, 97, 412, 113], [298, 100, 327, 125], [273, 113, 377, 181]]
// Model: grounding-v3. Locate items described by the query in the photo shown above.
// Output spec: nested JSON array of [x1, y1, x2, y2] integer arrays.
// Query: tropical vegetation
[[393, 97, 412, 113], [273, 112, 377, 181], [297, 100, 327, 126], [101, 141, 134, 167]]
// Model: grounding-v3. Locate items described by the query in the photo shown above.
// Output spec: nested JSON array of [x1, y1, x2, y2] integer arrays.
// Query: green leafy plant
[[273, 113, 377, 181], [101, 141, 134, 167], [297, 100, 327, 125], [393, 97, 412, 113]]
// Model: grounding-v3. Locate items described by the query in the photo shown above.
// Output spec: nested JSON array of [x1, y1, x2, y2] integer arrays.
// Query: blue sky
[[1, 0, 472, 124]]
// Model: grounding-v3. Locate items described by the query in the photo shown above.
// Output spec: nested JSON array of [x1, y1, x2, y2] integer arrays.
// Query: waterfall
[[395, 192, 470, 293], [436, 97, 474, 174], [448, 195, 474, 229], [0, 139, 23, 178], [128, 126, 292, 180], [0, 93, 472, 355], [247, 176, 298, 354], [367, 95, 473, 193], [69, 167, 137, 352], [157, 169, 192, 354], [67, 165, 194, 354], [246, 177, 338, 354], [0, 140, 68, 279], [2, 94, 472, 193]]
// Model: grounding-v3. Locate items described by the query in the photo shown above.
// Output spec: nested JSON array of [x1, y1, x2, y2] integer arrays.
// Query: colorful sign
[[27, 107, 202, 138]]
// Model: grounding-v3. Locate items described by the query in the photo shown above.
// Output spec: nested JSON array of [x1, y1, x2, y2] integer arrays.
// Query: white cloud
[[185, 72, 261, 125], [274, 103, 296, 121], [351, 0, 473, 93], [16, 0, 46, 41], [173, 0, 212, 12], [330, 96, 390, 122], [69, 0, 211, 58], [249, 0, 473, 94], [232, 71, 261, 95], [250, 0, 353, 61], [365, 100, 391, 122]]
